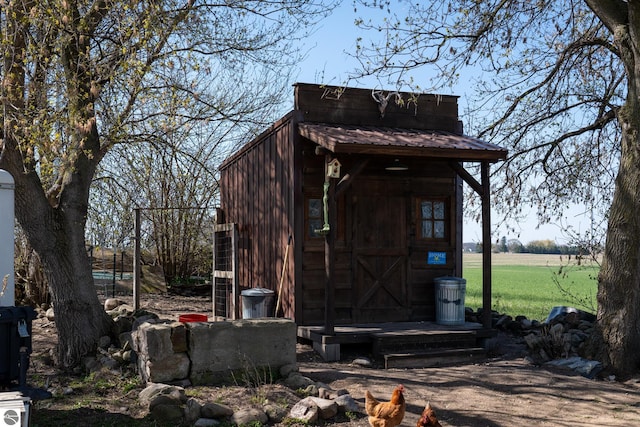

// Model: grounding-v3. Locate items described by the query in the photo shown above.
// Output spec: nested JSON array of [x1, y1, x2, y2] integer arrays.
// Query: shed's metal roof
[[298, 122, 507, 162]]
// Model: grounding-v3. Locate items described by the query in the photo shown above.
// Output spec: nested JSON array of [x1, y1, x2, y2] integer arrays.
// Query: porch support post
[[481, 162, 492, 329], [133, 207, 141, 311], [324, 156, 336, 335]]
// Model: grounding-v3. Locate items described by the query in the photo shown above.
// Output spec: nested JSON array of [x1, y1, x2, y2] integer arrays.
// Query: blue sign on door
[[427, 251, 446, 265]]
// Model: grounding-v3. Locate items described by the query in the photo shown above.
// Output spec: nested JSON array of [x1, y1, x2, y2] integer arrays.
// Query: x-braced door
[[353, 183, 410, 323]]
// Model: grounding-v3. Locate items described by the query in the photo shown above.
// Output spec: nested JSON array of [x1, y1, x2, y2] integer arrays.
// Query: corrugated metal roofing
[[298, 122, 507, 162]]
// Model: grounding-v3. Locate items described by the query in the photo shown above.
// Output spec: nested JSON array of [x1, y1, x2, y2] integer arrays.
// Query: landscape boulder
[[230, 407, 269, 426], [288, 397, 319, 423], [139, 383, 187, 422]]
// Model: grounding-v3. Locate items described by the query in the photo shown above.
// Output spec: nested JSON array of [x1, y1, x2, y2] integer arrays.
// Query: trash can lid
[[434, 276, 466, 284], [241, 288, 275, 296]]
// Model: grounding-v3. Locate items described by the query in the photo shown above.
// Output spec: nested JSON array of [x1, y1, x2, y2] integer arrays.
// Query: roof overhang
[[298, 122, 507, 162]]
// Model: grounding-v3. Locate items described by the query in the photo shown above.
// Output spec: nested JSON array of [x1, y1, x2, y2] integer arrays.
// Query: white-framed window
[[417, 198, 447, 239]]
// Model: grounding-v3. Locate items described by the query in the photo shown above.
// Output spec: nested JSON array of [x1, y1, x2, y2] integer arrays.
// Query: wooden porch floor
[[298, 321, 489, 344], [298, 321, 496, 367]]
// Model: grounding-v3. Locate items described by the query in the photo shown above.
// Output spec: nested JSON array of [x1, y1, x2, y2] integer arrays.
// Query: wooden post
[[481, 162, 492, 329], [133, 208, 141, 311], [324, 156, 336, 335]]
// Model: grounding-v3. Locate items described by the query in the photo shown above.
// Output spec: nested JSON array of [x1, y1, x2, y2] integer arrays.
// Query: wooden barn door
[[352, 180, 410, 323]]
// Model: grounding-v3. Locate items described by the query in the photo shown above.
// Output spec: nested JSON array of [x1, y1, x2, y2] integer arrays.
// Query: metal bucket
[[241, 288, 275, 318]]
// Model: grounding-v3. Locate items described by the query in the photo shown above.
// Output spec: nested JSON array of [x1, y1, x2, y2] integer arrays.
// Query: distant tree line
[[473, 237, 596, 255]]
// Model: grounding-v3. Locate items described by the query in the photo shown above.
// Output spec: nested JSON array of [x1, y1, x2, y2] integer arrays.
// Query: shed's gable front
[[218, 83, 506, 331]]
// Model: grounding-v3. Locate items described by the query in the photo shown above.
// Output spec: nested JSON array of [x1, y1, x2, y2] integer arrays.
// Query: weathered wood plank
[[295, 83, 460, 131]]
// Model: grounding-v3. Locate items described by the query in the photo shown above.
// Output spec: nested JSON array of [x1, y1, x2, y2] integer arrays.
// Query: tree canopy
[[1, 0, 335, 367], [352, 0, 619, 233], [348, 0, 640, 376]]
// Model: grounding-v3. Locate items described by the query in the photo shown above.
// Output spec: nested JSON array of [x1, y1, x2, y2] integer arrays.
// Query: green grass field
[[462, 253, 599, 322]]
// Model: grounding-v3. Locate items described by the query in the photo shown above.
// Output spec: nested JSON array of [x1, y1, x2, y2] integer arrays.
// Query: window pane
[[309, 219, 323, 238], [434, 220, 445, 238], [421, 220, 433, 238], [421, 201, 432, 219], [434, 201, 445, 219], [309, 199, 322, 218]]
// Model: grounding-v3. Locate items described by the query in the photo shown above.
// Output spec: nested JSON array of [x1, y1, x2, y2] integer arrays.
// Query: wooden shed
[[216, 83, 507, 364]]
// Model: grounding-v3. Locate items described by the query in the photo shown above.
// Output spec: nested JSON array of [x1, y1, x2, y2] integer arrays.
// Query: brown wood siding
[[298, 153, 460, 325], [219, 116, 296, 318], [299, 136, 353, 325], [407, 168, 459, 321], [219, 85, 482, 327], [295, 83, 461, 132], [301, 248, 352, 325]]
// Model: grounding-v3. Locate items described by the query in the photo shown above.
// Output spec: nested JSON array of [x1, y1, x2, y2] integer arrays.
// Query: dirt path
[[299, 354, 640, 426], [26, 292, 640, 426]]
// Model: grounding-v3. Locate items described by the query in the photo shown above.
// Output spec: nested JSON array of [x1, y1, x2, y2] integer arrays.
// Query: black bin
[[0, 306, 36, 387]]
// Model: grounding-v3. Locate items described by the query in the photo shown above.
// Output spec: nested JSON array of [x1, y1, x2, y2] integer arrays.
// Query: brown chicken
[[416, 402, 442, 427], [364, 384, 406, 427]]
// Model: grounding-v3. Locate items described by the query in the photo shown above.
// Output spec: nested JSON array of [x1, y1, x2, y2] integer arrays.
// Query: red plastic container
[[178, 313, 208, 323]]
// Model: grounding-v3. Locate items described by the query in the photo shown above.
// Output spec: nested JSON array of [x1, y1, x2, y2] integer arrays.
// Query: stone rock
[[114, 317, 134, 337], [318, 387, 332, 399], [104, 298, 123, 311], [45, 307, 55, 321], [289, 397, 319, 423], [99, 355, 119, 370], [131, 314, 161, 331], [111, 350, 124, 364], [118, 331, 133, 349], [147, 393, 180, 410], [352, 357, 372, 367], [98, 335, 111, 349], [194, 419, 220, 427], [230, 408, 268, 426], [264, 401, 288, 422], [334, 394, 360, 413], [283, 372, 315, 389], [117, 304, 135, 315], [309, 396, 338, 419], [303, 384, 319, 397], [524, 333, 543, 349], [495, 314, 513, 329], [280, 363, 298, 377], [122, 350, 134, 363], [200, 402, 234, 418], [184, 398, 202, 424], [139, 383, 187, 410], [171, 379, 192, 388], [81, 356, 100, 373], [133, 322, 191, 383], [170, 322, 188, 353], [140, 385, 186, 423], [315, 381, 331, 390], [318, 385, 348, 400], [150, 402, 183, 422]]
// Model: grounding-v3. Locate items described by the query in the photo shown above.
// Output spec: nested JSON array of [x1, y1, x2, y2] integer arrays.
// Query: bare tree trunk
[[1, 3, 111, 367], [40, 230, 113, 368], [585, 96, 640, 377]]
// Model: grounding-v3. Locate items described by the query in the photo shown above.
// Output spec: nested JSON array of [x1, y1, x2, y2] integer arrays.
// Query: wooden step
[[372, 330, 478, 355], [382, 347, 486, 369]]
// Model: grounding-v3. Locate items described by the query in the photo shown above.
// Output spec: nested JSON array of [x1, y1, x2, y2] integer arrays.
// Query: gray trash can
[[241, 288, 275, 318], [434, 277, 466, 325]]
